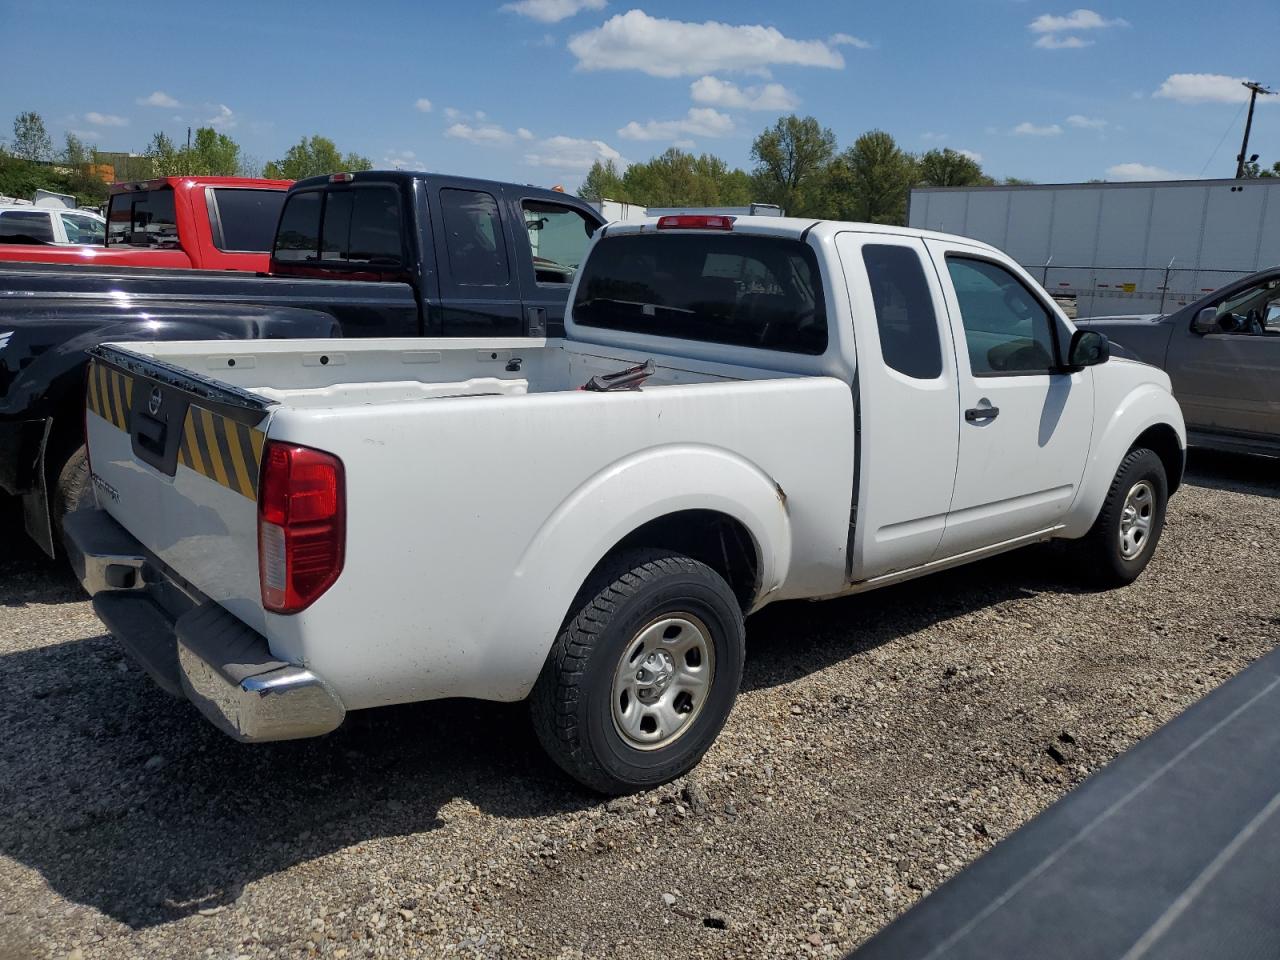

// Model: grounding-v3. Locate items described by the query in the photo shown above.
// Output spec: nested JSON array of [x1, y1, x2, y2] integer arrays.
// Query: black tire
[[530, 548, 746, 795], [52, 445, 92, 537], [1075, 447, 1168, 587]]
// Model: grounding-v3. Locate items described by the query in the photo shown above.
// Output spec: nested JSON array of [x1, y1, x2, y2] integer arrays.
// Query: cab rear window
[[273, 186, 402, 266], [106, 188, 178, 247], [572, 233, 827, 354]]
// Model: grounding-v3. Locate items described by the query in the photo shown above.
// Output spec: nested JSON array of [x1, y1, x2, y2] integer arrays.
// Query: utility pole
[[1235, 81, 1275, 178]]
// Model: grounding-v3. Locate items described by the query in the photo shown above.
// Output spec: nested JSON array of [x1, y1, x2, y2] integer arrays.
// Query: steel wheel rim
[[611, 614, 716, 751], [1118, 479, 1155, 560]]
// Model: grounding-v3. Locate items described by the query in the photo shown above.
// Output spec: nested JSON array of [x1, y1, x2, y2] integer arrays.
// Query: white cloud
[[84, 112, 128, 127], [1153, 73, 1271, 105], [1029, 9, 1125, 49], [828, 32, 871, 49], [446, 122, 517, 145], [1013, 121, 1063, 136], [1034, 34, 1092, 48], [690, 76, 799, 111], [444, 107, 463, 120], [1105, 162, 1191, 181], [921, 131, 950, 141], [516, 127, 535, 140], [1028, 9, 1128, 33], [568, 10, 848, 78], [137, 91, 180, 108], [956, 149, 984, 163], [415, 98, 433, 113], [1066, 114, 1108, 129], [501, 0, 606, 23], [207, 104, 236, 129], [384, 149, 421, 170], [524, 135, 625, 171], [618, 107, 734, 141]]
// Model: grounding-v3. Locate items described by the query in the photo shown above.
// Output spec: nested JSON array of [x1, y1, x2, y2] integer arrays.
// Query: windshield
[[573, 233, 827, 354], [106, 187, 179, 247]]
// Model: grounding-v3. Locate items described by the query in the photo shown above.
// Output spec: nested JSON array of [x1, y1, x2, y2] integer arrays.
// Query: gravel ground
[[1, 450, 1277, 960]]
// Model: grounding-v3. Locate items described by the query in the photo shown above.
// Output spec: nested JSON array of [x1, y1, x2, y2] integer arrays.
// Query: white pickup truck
[[67, 214, 1186, 794]]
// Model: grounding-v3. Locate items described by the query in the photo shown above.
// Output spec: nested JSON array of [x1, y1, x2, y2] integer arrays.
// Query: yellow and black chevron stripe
[[177, 405, 266, 500], [86, 362, 134, 432]]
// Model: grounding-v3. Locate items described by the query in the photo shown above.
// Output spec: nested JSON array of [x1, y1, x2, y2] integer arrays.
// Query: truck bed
[[86, 337, 855, 710]]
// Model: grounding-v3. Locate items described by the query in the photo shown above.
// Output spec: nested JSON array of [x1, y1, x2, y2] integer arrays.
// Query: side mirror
[[1067, 329, 1109, 369], [1191, 306, 1218, 334]]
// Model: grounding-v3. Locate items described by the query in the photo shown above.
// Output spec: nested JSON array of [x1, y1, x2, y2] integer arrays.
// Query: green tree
[[59, 133, 108, 204], [187, 127, 241, 176], [1242, 158, 1280, 178], [828, 130, 918, 225], [917, 148, 992, 187], [749, 115, 837, 216], [1002, 176, 1037, 185], [145, 131, 181, 175], [579, 158, 627, 201], [62, 132, 90, 168], [12, 111, 53, 162], [262, 135, 372, 180]]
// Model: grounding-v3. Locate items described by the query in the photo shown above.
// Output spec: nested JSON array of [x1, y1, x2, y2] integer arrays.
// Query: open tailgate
[[85, 344, 274, 632]]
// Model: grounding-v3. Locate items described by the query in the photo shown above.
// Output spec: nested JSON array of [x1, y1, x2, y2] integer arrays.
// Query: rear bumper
[[63, 508, 345, 742]]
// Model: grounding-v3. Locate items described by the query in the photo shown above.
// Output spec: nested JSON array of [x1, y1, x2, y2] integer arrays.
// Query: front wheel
[[1075, 447, 1168, 587], [530, 549, 746, 795]]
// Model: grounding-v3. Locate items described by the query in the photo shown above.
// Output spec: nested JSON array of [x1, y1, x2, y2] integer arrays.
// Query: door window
[[523, 200, 595, 285], [211, 188, 287, 252], [946, 256, 1058, 376], [440, 189, 509, 286], [60, 213, 105, 244], [862, 244, 943, 379], [1211, 277, 1280, 336]]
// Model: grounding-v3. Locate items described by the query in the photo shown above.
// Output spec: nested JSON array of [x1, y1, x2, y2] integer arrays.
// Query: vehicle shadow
[[741, 543, 1081, 693], [0, 496, 84, 607], [0, 539, 1087, 930], [1183, 448, 1279, 499]]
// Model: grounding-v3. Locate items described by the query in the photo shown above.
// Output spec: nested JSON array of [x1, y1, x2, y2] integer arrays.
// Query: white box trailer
[[909, 179, 1280, 317]]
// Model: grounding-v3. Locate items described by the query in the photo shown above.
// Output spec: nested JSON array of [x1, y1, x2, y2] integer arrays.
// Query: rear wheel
[[531, 548, 745, 795], [1075, 447, 1168, 587], [52, 444, 91, 542]]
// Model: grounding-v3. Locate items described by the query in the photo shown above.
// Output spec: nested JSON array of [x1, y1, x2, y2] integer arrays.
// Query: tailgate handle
[[134, 413, 166, 455]]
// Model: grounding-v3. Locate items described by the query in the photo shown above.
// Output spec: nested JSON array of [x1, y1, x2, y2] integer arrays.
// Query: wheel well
[[1131, 424, 1184, 495], [608, 510, 760, 611], [47, 389, 88, 479]]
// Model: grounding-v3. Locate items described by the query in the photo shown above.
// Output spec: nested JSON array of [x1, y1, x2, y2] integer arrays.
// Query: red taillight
[[258, 441, 345, 614], [656, 214, 735, 231], [329, 172, 354, 183]]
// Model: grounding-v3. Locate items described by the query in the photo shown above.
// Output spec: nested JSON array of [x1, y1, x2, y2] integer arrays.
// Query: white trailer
[[909, 179, 1280, 318]]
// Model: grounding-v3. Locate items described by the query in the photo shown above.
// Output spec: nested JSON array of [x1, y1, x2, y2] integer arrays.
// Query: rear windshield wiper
[[577, 297, 694, 316]]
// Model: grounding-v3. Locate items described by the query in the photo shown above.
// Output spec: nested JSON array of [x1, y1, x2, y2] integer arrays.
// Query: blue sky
[[1, 0, 1277, 190]]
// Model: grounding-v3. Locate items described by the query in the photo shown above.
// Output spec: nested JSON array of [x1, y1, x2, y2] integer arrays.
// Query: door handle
[[965, 405, 1000, 423]]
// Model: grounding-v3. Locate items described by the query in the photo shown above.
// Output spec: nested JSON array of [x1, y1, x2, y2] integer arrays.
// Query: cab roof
[[288, 169, 590, 208], [599, 215, 1005, 256]]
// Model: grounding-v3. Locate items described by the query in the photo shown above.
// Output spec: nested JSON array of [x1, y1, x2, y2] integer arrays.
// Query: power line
[[1200, 101, 1247, 177]]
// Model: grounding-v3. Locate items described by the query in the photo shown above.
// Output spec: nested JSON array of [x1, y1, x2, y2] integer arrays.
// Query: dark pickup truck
[[0, 171, 605, 555]]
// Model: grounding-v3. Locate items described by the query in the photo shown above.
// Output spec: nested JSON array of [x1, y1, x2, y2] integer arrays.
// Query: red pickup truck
[[0, 176, 291, 271]]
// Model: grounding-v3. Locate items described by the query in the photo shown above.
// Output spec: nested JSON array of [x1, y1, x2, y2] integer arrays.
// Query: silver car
[[1078, 267, 1280, 456]]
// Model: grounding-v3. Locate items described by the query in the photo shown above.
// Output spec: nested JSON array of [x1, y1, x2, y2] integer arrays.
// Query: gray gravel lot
[[1, 451, 1277, 960]]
